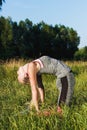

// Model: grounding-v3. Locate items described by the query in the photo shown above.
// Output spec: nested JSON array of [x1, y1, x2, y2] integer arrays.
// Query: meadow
[[0, 59, 87, 130]]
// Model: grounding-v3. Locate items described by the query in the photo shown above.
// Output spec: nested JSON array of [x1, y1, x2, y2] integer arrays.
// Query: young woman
[[17, 56, 75, 113]]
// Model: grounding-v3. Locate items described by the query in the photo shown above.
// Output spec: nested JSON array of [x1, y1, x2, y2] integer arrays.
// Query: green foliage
[[0, 16, 80, 60], [0, 16, 13, 59], [0, 60, 87, 130], [0, 0, 5, 10], [74, 46, 87, 60]]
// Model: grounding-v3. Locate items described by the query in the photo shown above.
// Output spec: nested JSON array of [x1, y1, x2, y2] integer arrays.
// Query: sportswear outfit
[[35, 56, 75, 106]]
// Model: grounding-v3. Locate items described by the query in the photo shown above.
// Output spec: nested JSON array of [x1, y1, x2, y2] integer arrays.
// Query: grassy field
[[0, 59, 87, 130]]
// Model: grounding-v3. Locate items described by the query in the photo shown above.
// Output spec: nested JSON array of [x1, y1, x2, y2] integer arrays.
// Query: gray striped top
[[38, 56, 71, 78]]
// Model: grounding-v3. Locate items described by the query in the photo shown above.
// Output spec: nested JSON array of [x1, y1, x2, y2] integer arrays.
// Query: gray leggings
[[37, 72, 75, 106], [56, 72, 75, 106]]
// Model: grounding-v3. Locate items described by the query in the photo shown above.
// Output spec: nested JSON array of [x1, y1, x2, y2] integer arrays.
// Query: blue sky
[[1, 0, 87, 48]]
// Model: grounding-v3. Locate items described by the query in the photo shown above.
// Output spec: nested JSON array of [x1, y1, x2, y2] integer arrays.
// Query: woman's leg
[[56, 77, 68, 106], [65, 72, 75, 105], [56, 73, 75, 106], [37, 74, 45, 103]]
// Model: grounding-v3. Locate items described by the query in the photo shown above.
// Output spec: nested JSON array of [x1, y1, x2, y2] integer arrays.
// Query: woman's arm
[[28, 62, 39, 112]]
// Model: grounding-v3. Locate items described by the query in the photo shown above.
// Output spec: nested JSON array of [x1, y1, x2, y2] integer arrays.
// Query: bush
[[74, 46, 87, 60]]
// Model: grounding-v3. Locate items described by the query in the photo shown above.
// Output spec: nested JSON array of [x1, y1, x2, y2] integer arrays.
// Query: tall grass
[[0, 60, 87, 130]]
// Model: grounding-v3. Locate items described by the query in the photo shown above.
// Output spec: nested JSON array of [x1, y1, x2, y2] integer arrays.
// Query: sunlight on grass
[[0, 60, 87, 130]]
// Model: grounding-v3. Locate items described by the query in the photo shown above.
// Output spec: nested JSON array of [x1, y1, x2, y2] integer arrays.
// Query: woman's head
[[17, 66, 29, 84]]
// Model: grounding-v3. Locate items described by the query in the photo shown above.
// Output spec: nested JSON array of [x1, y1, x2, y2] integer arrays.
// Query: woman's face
[[17, 66, 29, 84]]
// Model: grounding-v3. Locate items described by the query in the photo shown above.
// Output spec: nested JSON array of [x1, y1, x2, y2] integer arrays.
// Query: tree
[[0, 16, 80, 60], [12, 19, 33, 58], [0, 0, 5, 10], [0, 16, 13, 59], [74, 46, 87, 61], [50, 25, 80, 59], [35, 21, 55, 57]]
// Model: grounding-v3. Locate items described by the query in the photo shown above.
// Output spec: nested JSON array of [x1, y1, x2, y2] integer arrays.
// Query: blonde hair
[[17, 65, 29, 84]]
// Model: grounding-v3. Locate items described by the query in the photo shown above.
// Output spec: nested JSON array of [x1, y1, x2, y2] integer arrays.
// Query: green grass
[[0, 60, 87, 130]]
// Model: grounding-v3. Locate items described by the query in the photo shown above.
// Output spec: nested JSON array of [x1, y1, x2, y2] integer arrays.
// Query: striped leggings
[[56, 72, 75, 106]]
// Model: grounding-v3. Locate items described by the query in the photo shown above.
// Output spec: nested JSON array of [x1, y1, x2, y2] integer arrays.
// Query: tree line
[[0, 16, 80, 60]]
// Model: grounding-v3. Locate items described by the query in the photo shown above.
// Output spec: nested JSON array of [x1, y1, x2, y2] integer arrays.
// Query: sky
[[0, 0, 87, 48]]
